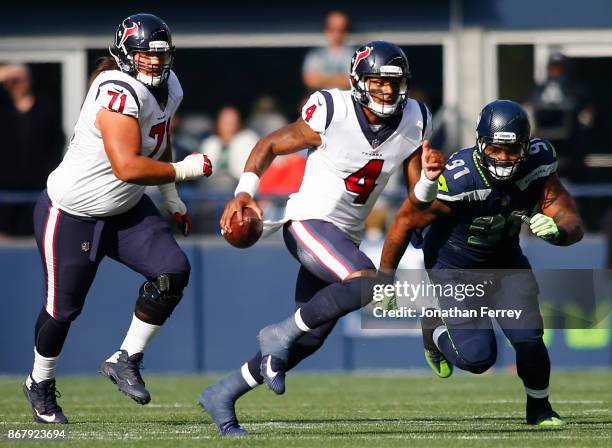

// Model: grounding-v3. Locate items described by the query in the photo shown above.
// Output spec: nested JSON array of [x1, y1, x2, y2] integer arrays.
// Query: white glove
[[172, 153, 213, 182], [158, 183, 191, 236]]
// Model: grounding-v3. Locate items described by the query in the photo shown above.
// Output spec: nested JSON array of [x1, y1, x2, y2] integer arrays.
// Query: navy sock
[[246, 352, 264, 385], [35, 308, 70, 358], [299, 277, 367, 329], [515, 339, 550, 392]]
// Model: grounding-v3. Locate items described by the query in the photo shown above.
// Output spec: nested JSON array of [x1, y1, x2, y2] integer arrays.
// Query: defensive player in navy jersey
[[380, 100, 584, 426]]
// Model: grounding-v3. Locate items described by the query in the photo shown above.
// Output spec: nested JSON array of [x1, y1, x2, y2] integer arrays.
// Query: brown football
[[223, 207, 263, 248]]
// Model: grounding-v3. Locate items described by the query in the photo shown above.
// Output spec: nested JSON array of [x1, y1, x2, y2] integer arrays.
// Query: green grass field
[[1, 370, 610, 447]]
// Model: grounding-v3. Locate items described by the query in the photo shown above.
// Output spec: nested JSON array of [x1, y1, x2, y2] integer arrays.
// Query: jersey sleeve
[[436, 150, 488, 203], [95, 80, 141, 119], [301, 90, 334, 134], [514, 138, 558, 191]]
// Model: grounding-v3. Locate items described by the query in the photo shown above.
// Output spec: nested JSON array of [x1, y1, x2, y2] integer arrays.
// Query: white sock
[[294, 309, 311, 332], [120, 314, 160, 356], [31, 348, 59, 383], [432, 325, 448, 350], [240, 363, 260, 389]]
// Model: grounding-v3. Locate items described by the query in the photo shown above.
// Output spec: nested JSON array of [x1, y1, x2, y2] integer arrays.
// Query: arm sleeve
[[94, 80, 141, 119], [301, 90, 333, 134]]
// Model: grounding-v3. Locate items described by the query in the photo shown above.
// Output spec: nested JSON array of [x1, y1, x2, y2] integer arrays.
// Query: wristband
[[413, 170, 438, 203], [158, 182, 180, 201], [234, 172, 260, 197]]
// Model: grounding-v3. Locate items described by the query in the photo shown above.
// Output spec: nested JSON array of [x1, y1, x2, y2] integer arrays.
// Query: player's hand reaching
[[421, 140, 445, 180], [220, 192, 263, 235], [172, 152, 213, 182], [158, 183, 192, 237]]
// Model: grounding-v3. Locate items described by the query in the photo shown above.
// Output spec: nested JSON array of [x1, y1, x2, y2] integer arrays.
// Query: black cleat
[[23, 375, 68, 424], [99, 350, 151, 405], [526, 396, 566, 426], [421, 311, 453, 378]]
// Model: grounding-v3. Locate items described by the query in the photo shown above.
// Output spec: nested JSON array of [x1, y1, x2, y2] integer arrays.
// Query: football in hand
[[223, 207, 263, 248]]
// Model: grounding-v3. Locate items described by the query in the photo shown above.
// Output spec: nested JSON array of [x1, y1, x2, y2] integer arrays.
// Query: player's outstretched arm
[[99, 109, 211, 185], [531, 173, 584, 246], [405, 140, 445, 210], [379, 199, 451, 273], [220, 118, 321, 234]]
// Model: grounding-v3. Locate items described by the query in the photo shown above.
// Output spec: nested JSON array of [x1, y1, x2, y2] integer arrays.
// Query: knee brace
[[135, 272, 189, 325]]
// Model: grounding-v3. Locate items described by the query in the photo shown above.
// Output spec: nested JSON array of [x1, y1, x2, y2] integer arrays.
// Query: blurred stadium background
[[1, 0, 611, 379]]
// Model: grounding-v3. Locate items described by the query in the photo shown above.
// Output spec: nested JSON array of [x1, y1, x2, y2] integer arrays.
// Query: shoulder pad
[[167, 71, 183, 101], [409, 99, 432, 141], [437, 148, 492, 202], [301, 89, 338, 134], [514, 138, 558, 191], [94, 71, 143, 118]]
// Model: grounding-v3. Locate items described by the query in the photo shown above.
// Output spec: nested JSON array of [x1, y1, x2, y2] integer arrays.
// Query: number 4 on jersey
[[344, 159, 384, 204]]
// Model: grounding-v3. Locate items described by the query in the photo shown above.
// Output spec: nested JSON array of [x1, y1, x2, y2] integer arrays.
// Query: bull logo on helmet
[[118, 21, 139, 49], [351, 46, 372, 74]]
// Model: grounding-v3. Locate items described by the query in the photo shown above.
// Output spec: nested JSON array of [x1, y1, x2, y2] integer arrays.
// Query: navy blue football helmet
[[475, 100, 531, 181], [350, 41, 411, 117], [109, 13, 175, 88]]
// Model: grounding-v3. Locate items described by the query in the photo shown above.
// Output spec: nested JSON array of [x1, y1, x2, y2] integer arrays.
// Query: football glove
[[529, 213, 560, 243], [376, 271, 399, 313], [172, 152, 212, 182], [158, 183, 192, 237]]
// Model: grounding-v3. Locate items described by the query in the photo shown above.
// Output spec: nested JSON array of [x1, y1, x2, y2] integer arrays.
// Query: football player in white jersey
[[23, 14, 212, 424], [199, 41, 445, 436]]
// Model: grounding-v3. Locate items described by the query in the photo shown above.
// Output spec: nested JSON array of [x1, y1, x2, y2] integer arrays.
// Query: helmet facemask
[[352, 65, 409, 118], [477, 135, 528, 181], [132, 43, 174, 88]]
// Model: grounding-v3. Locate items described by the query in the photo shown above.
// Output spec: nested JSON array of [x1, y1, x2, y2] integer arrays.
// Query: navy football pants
[[33, 191, 190, 323]]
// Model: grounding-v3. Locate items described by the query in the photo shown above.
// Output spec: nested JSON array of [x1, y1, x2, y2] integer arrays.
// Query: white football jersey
[[47, 69, 183, 217], [284, 89, 432, 243]]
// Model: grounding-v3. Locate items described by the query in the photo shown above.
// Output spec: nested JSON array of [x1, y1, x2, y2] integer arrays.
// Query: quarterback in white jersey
[[284, 87, 434, 243], [201, 41, 445, 436], [24, 14, 212, 425]]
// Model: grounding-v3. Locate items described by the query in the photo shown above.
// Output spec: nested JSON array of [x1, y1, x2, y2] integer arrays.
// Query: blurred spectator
[[170, 113, 213, 161], [200, 106, 258, 189], [302, 11, 353, 91], [247, 96, 288, 137], [0, 64, 64, 237], [530, 53, 594, 181], [258, 153, 307, 222]]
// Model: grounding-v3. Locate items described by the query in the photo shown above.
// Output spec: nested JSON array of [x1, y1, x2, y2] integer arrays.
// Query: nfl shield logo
[[81, 242, 90, 252]]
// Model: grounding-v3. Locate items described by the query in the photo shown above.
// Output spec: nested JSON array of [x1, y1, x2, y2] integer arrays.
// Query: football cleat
[[99, 350, 151, 405], [421, 312, 453, 378], [23, 375, 68, 424], [199, 384, 248, 436], [529, 410, 566, 426], [260, 354, 286, 395]]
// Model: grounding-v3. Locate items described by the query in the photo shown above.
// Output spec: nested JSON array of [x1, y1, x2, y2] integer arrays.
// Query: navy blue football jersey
[[423, 138, 558, 269]]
